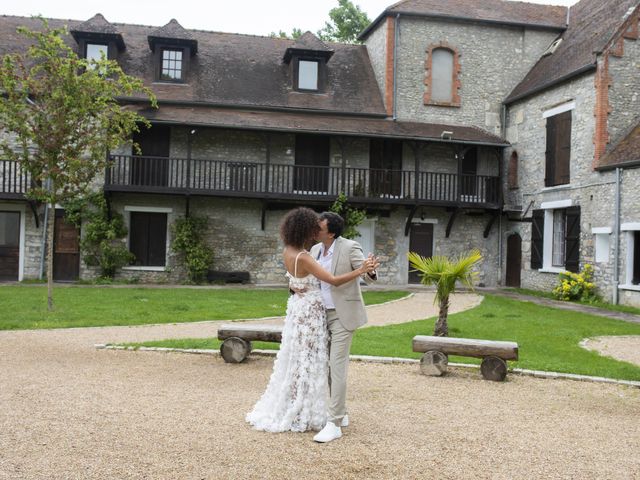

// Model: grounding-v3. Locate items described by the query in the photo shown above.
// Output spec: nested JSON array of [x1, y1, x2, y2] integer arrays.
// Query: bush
[[171, 216, 213, 284], [552, 264, 599, 302]]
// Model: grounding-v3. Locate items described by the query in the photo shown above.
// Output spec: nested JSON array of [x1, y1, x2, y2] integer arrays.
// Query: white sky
[[2, 0, 578, 37]]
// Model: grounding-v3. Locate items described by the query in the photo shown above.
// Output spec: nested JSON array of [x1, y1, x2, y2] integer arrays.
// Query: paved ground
[[1, 291, 640, 479]]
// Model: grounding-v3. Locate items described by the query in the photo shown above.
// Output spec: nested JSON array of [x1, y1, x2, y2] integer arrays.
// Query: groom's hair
[[319, 212, 344, 238]]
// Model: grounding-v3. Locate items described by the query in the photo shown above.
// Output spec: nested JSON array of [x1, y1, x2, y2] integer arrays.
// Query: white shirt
[[318, 241, 335, 309]]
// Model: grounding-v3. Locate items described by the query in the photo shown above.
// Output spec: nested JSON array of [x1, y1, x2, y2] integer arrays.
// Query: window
[[592, 227, 611, 263], [86, 43, 108, 64], [128, 211, 168, 267], [551, 210, 566, 267], [621, 224, 640, 288], [161, 49, 183, 81], [508, 151, 519, 189], [531, 204, 580, 272], [634, 232, 640, 285], [298, 60, 319, 90], [544, 110, 572, 187], [424, 44, 460, 107]]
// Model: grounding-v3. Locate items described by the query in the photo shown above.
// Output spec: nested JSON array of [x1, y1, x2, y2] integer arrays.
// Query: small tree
[[0, 19, 156, 310], [408, 249, 482, 337], [329, 192, 366, 239], [318, 0, 371, 43], [171, 216, 213, 284], [64, 193, 134, 279]]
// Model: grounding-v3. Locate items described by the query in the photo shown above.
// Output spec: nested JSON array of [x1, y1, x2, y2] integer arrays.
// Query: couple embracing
[[246, 207, 379, 443]]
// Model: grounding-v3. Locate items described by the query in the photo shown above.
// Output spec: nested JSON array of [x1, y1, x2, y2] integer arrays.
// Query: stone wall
[[363, 21, 387, 110]]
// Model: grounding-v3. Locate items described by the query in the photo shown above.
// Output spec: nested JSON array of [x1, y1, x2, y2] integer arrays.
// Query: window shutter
[[565, 206, 580, 273], [531, 209, 544, 269], [545, 116, 557, 187], [556, 111, 571, 185]]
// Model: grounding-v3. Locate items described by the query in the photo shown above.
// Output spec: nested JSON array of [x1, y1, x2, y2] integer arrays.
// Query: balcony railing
[[0, 160, 31, 199], [104, 155, 500, 207]]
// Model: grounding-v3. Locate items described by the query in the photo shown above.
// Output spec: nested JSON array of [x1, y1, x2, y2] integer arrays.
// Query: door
[[53, 209, 80, 281], [131, 124, 170, 187], [459, 147, 478, 199], [0, 211, 20, 281], [294, 134, 330, 193], [409, 223, 433, 284], [370, 139, 402, 197], [505, 233, 522, 288]]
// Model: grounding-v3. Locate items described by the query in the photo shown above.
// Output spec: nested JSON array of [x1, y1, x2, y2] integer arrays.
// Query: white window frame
[[298, 60, 319, 91], [620, 223, 640, 291], [539, 199, 572, 273], [123, 206, 172, 271], [0, 204, 26, 281], [592, 227, 611, 264]]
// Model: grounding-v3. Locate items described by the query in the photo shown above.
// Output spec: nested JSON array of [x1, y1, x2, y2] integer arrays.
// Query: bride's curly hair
[[280, 207, 320, 249]]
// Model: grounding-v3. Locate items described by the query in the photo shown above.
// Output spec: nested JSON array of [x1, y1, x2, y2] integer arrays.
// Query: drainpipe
[[392, 14, 400, 121], [612, 167, 621, 304]]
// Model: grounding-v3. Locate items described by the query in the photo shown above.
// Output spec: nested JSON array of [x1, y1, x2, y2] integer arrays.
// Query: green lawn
[[0, 286, 408, 330], [133, 295, 640, 381]]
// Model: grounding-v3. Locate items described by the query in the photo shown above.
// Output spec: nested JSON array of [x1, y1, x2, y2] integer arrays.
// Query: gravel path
[[1, 292, 639, 479]]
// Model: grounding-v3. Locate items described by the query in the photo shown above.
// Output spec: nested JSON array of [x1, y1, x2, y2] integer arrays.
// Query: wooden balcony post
[[264, 133, 271, 194]]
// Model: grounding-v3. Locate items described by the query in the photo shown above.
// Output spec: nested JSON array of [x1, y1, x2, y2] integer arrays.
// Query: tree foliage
[[317, 0, 370, 43], [0, 18, 156, 309], [408, 249, 482, 336], [269, 28, 303, 40], [329, 192, 366, 240]]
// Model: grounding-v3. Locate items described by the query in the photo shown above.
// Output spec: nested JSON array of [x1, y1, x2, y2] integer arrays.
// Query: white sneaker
[[341, 415, 349, 427], [313, 422, 342, 443]]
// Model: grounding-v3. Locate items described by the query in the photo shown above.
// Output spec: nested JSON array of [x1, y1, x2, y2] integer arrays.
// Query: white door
[[355, 219, 375, 257]]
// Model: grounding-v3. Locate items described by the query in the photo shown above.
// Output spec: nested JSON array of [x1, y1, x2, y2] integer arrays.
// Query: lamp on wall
[[440, 130, 453, 140]]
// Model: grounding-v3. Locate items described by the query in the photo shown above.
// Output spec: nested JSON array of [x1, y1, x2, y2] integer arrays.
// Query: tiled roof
[[505, 0, 640, 104], [126, 103, 509, 146], [0, 15, 386, 116], [70, 13, 118, 35], [147, 18, 198, 53], [283, 31, 334, 62], [360, 0, 567, 39], [596, 123, 640, 170]]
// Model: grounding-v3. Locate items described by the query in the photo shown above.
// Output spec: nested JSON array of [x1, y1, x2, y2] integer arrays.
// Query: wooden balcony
[[104, 155, 501, 208], [0, 160, 30, 200]]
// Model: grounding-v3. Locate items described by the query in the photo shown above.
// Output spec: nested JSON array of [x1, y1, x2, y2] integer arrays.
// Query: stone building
[[1, 0, 639, 307]]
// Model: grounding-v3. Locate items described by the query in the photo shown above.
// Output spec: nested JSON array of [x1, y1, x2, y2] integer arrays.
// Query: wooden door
[[409, 223, 433, 284], [131, 124, 170, 187], [294, 134, 330, 193], [370, 139, 402, 197], [53, 209, 80, 281], [505, 233, 522, 288], [459, 147, 478, 198], [0, 211, 20, 281]]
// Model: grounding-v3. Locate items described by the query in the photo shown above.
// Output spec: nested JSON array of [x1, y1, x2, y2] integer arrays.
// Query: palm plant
[[408, 249, 482, 337]]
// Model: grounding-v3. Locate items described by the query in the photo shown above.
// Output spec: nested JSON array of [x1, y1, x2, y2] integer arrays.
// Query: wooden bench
[[218, 324, 283, 363], [412, 335, 519, 381]]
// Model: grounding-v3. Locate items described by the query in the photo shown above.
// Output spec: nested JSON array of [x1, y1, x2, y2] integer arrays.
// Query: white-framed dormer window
[[298, 60, 319, 90], [85, 43, 108, 68], [621, 223, 640, 290]]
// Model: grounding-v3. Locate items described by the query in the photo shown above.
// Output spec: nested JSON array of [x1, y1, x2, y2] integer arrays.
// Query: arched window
[[424, 43, 461, 107], [508, 151, 519, 189]]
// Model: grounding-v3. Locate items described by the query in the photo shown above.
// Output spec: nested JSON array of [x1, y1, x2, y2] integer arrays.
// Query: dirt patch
[[581, 335, 640, 367]]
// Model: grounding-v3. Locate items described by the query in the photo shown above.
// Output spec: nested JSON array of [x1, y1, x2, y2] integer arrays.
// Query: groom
[[311, 212, 378, 443]]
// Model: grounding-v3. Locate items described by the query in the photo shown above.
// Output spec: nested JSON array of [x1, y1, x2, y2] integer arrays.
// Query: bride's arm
[[298, 253, 377, 287]]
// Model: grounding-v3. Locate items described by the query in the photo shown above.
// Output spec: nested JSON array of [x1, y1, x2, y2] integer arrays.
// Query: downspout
[[498, 104, 507, 286], [393, 13, 400, 121], [612, 167, 621, 304]]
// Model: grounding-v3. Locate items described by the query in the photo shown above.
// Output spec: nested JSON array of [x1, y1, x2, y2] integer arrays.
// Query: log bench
[[217, 324, 283, 363], [412, 335, 519, 381]]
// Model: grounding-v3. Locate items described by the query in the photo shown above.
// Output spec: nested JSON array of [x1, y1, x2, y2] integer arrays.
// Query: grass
[[132, 295, 640, 381], [0, 286, 408, 330], [511, 287, 640, 316]]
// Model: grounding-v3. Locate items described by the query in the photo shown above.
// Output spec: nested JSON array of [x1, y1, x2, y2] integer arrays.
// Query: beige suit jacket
[[310, 236, 377, 331]]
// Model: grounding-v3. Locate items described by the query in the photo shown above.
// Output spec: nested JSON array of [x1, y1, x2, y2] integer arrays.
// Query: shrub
[[171, 216, 213, 284], [552, 264, 599, 302]]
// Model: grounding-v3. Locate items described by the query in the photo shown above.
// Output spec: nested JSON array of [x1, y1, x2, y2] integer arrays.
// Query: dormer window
[[147, 19, 198, 84], [283, 31, 334, 94], [298, 59, 319, 91], [161, 48, 183, 81], [86, 43, 108, 66], [70, 14, 125, 64]]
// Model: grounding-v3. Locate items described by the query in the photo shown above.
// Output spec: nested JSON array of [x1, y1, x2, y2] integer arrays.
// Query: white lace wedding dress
[[246, 253, 329, 432]]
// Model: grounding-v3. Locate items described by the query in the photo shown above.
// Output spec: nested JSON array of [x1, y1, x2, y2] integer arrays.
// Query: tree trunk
[[46, 203, 55, 311], [433, 295, 449, 337]]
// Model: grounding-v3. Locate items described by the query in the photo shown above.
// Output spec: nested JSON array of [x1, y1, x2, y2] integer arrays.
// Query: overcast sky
[[2, 0, 578, 37]]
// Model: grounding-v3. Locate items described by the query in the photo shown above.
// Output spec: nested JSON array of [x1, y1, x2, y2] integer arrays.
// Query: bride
[[246, 207, 377, 433]]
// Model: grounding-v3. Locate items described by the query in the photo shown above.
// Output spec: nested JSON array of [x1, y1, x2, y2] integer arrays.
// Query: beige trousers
[[326, 309, 354, 426]]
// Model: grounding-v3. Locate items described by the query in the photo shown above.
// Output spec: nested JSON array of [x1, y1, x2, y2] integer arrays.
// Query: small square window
[[161, 49, 183, 81], [86, 43, 108, 68], [298, 60, 318, 90]]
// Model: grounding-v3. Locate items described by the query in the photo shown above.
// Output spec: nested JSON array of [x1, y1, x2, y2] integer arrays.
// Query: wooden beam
[[404, 204, 419, 236], [27, 200, 40, 228], [218, 324, 283, 343], [483, 211, 499, 238], [445, 208, 458, 238]]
